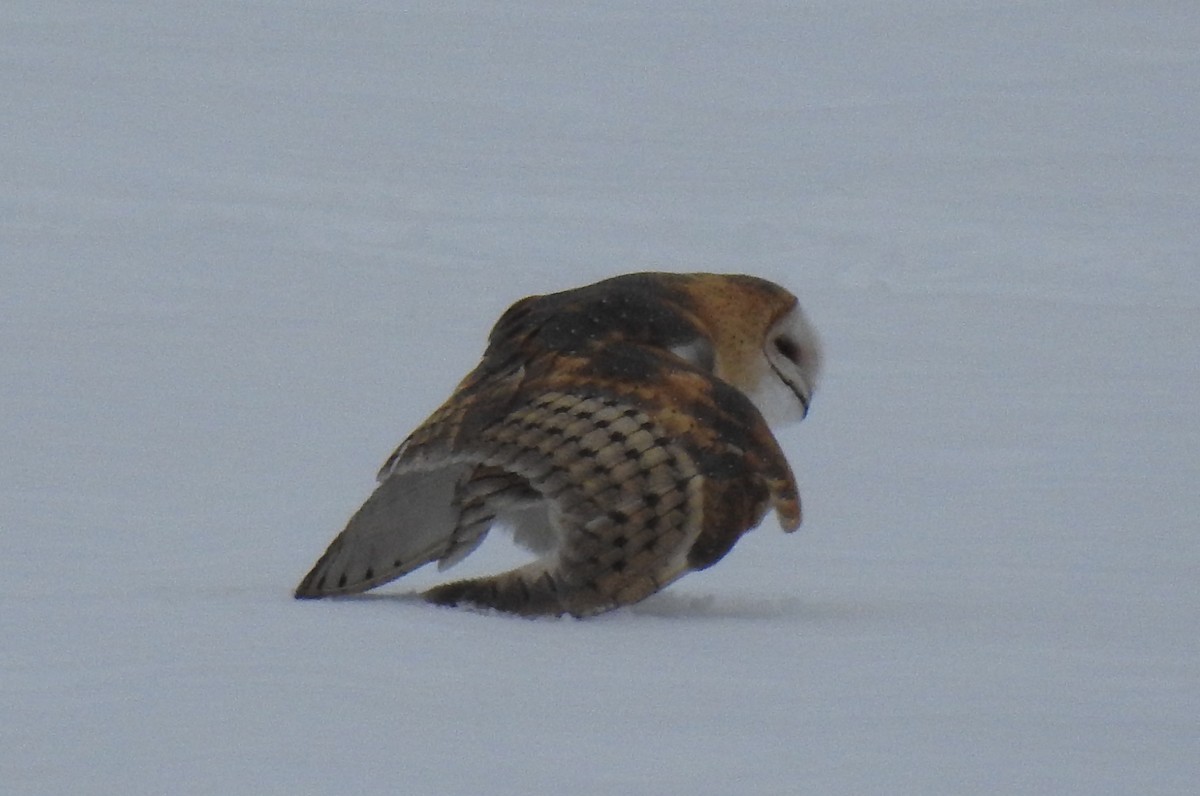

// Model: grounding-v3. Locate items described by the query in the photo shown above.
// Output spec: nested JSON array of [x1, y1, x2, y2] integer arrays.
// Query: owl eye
[[773, 336, 802, 365]]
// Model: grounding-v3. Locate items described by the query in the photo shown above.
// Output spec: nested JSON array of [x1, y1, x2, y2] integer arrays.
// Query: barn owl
[[295, 272, 821, 617]]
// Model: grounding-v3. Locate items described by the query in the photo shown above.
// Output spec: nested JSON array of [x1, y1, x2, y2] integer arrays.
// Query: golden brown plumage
[[295, 272, 821, 617]]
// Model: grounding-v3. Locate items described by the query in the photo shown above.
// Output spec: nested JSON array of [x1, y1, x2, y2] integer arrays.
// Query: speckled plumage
[[294, 272, 821, 617]]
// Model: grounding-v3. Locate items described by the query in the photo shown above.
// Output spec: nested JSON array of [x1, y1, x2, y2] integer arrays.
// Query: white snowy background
[[4, 2, 1198, 794]]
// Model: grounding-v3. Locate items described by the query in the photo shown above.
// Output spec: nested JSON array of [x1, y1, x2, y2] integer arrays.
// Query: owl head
[[664, 273, 822, 426]]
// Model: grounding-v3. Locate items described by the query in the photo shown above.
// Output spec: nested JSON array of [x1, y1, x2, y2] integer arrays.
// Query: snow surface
[[4, 2, 1199, 794]]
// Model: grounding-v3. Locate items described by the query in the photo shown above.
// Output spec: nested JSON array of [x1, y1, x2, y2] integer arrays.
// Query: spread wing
[[294, 342, 800, 614]]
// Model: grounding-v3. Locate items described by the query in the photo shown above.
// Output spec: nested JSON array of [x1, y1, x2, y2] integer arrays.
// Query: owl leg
[[423, 562, 566, 617]]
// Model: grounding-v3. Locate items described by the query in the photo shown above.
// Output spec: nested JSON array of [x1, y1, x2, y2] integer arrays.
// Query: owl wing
[[568, 341, 802, 572], [295, 341, 801, 614]]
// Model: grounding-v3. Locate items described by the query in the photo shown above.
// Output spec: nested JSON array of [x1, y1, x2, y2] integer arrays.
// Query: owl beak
[[767, 360, 813, 421], [793, 385, 812, 420]]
